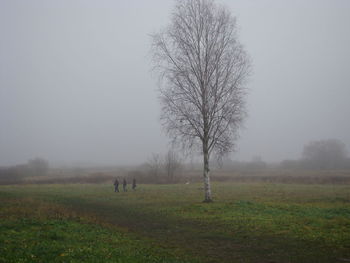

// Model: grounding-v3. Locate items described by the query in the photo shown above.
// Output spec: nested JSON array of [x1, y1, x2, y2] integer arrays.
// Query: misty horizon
[[1, 0, 349, 167]]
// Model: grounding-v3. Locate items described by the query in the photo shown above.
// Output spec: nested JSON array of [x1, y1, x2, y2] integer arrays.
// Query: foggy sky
[[0, 0, 349, 166]]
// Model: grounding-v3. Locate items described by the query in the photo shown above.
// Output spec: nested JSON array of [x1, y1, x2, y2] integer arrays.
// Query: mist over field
[[1, 2, 350, 262], [0, 0, 350, 167]]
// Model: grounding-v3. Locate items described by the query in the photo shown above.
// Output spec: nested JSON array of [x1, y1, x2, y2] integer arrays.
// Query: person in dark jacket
[[132, 178, 136, 190], [114, 178, 119, 192], [123, 178, 127, 192]]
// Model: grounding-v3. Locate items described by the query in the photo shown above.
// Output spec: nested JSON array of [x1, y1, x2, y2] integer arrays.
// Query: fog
[[0, 0, 349, 166]]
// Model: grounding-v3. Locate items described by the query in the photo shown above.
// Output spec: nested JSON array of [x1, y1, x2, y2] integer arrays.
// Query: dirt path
[[53, 196, 340, 263]]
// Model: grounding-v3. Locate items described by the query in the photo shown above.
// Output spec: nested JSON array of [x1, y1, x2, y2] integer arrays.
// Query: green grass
[[1, 182, 350, 262], [0, 218, 191, 263], [0, 195, 197, 263]]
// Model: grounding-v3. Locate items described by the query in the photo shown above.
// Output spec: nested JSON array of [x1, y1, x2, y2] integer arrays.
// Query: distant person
[[123, 178, 127, 192], [132, 178, 136, 190], [114, 178, 119, 192]]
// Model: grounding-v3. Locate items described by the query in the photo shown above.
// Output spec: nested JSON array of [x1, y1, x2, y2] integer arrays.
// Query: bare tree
[[164, 150, 182, 182], [146, 153, 163, 181], [151, 0, 251, 202], [27, 158, 49, 177]]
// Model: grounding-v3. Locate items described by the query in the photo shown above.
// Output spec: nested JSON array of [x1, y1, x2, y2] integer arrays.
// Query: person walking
[[132, 178, 136, 190], [114, 178, 119, 192], [123, 178, 127, 192]]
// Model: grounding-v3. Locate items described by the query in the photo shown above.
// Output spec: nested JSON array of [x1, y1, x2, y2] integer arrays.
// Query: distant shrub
[[0, 166, 24, 184], [302, 139, 348, 170]]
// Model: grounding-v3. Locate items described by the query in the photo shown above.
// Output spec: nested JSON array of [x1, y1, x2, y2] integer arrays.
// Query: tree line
[[0, 158, 49, 183]]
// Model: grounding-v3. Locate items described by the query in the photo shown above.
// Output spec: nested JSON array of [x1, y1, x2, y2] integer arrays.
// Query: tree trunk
[[203, 149, 212, 202]]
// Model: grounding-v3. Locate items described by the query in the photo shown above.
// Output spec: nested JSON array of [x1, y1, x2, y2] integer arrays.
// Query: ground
[[0, 182, 349, 262]]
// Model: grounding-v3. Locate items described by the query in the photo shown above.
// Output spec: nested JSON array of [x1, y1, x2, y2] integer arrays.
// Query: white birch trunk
[[203, 151, 212, 202]]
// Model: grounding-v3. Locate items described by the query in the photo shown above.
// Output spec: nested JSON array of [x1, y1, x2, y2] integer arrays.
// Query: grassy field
[[1, 182, 350, 262]]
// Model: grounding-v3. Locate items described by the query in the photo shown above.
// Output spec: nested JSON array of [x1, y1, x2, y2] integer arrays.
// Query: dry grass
[[1, 168, 350, 186]]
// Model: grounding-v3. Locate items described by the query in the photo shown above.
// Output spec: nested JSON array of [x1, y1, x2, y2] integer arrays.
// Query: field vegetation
[[1, 182, 350, 262]]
